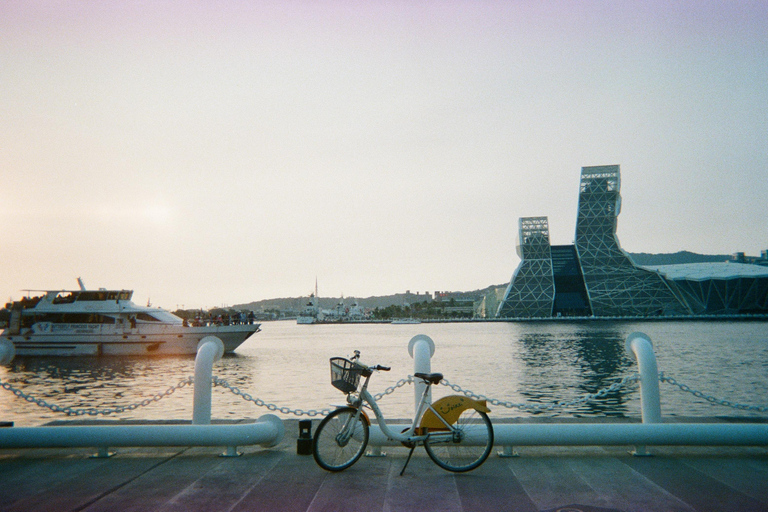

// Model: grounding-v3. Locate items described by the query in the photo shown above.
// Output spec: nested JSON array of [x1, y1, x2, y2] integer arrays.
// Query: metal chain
[[373, 376, 413, 401], [659, 372, 768, 412], [212, 376, 335, 417], [439, 373, 642, 412], [0, 376, 194, 416], [4, 370, 766, 418], [212, 375, 414, 417]]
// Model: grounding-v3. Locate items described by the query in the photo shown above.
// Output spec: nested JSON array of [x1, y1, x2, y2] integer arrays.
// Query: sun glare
[[142, 205, 173, 224]]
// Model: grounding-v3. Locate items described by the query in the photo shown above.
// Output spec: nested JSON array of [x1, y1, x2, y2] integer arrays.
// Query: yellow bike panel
[[419, 395, 490, 430]]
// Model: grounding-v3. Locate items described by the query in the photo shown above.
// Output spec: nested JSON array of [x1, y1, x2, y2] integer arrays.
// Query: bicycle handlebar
[[350, 351, 390, 372]]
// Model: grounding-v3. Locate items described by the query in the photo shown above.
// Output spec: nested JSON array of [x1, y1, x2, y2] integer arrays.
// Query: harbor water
[[1, 320, 767, 427]]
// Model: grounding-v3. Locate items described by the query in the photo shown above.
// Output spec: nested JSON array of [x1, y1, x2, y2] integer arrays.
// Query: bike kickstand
[[400, 445, 416, 476]]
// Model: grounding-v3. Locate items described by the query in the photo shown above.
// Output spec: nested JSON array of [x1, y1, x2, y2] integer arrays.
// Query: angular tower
[[574, 165, 690, 316], [497, 217, 555, 317]]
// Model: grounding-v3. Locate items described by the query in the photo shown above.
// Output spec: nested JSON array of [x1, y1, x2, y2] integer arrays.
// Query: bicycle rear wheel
[[423, 409, 493, 472], [313, 407, 369, 471]]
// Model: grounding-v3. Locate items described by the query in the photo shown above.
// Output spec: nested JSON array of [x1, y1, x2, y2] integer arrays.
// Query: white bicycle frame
[[349, 370, 456, 445]]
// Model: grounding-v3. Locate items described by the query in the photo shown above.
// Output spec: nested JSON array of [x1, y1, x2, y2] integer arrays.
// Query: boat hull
[[1, 324, 260, 357]]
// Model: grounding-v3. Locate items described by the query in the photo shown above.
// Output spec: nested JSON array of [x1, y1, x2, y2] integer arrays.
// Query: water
[[2, 320, 767, 427]]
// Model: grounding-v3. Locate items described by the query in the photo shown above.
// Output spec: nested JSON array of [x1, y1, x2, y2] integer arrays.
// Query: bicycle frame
[[346, 371, 456, 445]]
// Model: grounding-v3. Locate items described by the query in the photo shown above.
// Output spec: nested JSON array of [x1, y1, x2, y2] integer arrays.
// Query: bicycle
[[312, 350, 494, 475]]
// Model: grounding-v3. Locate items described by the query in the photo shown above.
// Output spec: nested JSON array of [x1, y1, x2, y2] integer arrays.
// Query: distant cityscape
[[202, 165, 768, 322], [161, 250, 765, 323], [195, 165, 768, 322]]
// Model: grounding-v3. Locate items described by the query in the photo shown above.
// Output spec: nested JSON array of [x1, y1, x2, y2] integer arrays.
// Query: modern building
[[497, 165, 768, 318]]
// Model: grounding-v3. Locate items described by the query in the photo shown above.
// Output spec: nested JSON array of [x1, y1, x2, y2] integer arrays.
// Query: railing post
[[193, 336, 225, 425], [408, 334, 435, 414], [626, 332, 662, 456]]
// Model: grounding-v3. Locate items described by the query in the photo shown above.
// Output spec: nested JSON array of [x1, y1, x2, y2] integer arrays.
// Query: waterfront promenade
[[1, 419, 767, 512]]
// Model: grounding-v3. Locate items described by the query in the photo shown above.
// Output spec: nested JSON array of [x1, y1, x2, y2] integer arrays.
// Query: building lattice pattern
[[667, 276, 768, 315], [497, 217, 555, 317], [574, 165, 690, 316]]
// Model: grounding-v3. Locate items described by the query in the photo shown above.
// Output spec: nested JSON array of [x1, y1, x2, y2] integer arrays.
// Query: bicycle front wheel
[[313, 407, 369, 472], [423, 409, 493, 472]]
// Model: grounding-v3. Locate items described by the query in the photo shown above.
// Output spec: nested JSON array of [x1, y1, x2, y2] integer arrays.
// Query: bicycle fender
[[359, 409, 371, 426], [330, 406, 371, 426], [419, 395, 490, 430]]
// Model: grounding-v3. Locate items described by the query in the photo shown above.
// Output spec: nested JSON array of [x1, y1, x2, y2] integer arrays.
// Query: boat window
[[119, 291, 132, 300], [53, 292, 78, 304], [78, 291, 108, 301], [107, 292, 118, 300], [136, 312, 161, 322], [39, 313, 115, 324]]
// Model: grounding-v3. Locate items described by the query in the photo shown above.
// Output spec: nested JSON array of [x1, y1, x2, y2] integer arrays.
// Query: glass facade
[[574, 165, 690, 317], [497, 217, 555, 318]]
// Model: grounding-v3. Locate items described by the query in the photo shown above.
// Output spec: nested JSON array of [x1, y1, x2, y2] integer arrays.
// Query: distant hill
[[628, 251, 731, 265], [234, 284, 507, 314], [233, 252, 732, 313]]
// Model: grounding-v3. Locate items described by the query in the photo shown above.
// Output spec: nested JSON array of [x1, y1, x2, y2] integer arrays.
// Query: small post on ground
[[498, 445, 519, 458], [297, 420, 312, 455]]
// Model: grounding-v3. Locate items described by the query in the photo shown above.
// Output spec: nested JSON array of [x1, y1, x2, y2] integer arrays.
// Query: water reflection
[[2, 320, 767, 426], [5, 356, 197, 411], [517, 326, 635, 416]]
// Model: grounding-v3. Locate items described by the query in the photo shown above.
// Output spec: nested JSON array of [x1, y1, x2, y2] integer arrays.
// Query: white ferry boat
[[0, 282, 260, 356]]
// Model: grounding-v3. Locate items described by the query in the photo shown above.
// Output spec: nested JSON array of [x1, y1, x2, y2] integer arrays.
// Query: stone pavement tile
[[623, 456, 768, 512]]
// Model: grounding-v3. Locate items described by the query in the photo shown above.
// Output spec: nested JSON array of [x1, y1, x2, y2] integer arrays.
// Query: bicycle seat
[[414, 372, 443, 385]]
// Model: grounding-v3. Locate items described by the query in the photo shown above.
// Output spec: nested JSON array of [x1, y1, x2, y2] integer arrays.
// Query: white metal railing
[[364, 334, 768, 455], [0, 336, 284, 457], [2, 333, 767, 456]]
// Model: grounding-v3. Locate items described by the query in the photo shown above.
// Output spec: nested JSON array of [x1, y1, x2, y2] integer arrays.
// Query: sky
[[2, 1, 767, 310]]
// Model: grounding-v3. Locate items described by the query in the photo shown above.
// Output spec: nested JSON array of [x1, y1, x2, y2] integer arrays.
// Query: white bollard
[[626, 332, 662, 456], [408, 335, 435, 414], [626, 332, 662, 424], [193, 336, 225, 425]]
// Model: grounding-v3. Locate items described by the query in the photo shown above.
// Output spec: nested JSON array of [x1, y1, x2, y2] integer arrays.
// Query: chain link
[[0, 376, 194, 416], [659, 372, 768, 413], [212, 376, 334, 417], [211, 375, 415, 417], [439, 373, 642, 412], [373, 376, 413, 401]]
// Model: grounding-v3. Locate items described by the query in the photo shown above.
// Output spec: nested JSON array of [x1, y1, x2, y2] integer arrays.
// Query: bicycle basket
[[330, 357, 362, 394]]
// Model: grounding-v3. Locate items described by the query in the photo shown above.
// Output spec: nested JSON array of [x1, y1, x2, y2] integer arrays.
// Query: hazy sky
[[2, 1, 767, 310]]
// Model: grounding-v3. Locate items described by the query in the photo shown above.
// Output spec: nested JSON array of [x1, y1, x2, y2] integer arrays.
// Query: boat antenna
[[77, 277, 86, 291]]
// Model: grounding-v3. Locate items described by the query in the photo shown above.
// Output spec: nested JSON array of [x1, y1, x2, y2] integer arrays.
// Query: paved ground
[[1, 419, 767, 512]]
